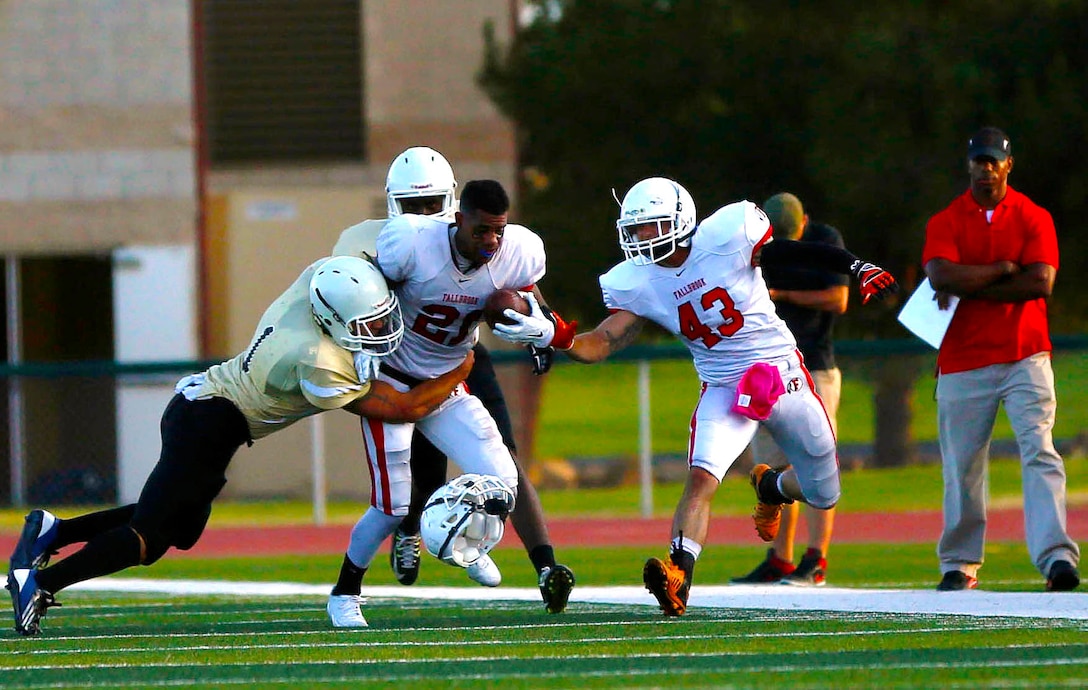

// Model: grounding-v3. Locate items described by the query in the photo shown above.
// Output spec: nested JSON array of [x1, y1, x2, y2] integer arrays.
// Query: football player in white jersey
[[328, 149, 575, 620], [492, 176, 897, 616], [6, 256, 473, 636], [327, 178, 578, 626]]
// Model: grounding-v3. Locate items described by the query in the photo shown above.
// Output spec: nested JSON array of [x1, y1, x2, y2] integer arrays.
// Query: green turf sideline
[[59, 577, 1088, 620]]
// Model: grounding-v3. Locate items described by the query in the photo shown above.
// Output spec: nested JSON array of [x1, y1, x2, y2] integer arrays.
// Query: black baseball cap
[[967, 127, 1011, 161]]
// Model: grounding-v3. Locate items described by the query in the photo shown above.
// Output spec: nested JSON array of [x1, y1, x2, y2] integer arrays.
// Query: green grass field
[[532, 456, 1088, 517], [1, 542, 1085, 689], [2, 592, 1084, 689], [3, 459, 1087, 688], [3, 351, 1087, 688]]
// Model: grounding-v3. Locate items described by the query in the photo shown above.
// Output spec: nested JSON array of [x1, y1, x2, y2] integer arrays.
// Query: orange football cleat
[[643, 556, 690, 616], [750, 463, 783, 542]]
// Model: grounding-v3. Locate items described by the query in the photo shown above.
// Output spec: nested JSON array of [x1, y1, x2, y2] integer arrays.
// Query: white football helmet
[[616, 176, 697, 265], [420, 474, 516, 567], [309, 256, 404, 355], [386, 146, 457, 219]]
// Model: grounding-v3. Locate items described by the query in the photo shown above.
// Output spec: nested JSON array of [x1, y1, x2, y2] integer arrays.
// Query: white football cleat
[[326, 594, 368, 628], [466, 554, 502, 587]]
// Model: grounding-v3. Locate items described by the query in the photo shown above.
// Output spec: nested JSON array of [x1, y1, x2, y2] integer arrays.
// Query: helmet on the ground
[[309, 256, 404, 355], [616, 176, 697, 265], [420, 474, 515, 567], [386, 146, 457, 219]]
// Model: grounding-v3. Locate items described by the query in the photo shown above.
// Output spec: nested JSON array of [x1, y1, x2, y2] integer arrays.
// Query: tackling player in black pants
[[7, 256, 470, 635]]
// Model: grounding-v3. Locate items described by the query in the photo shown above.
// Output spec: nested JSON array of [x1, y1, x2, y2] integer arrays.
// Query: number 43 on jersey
[[677, 286, 744, 348]]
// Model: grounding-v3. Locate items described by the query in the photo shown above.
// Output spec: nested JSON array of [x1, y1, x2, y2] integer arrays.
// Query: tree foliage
[[481, 0, 1088, 336]]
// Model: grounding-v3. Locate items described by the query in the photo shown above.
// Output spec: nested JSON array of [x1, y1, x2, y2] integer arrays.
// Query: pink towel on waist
[[732, 362, 785, 421]]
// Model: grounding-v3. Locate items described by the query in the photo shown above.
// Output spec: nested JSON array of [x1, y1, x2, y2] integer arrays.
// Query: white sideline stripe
[[64, 578, 1088, 620]]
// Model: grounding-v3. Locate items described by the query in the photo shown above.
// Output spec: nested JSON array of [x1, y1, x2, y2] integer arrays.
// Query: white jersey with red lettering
[[352, 213, 539, 518], [376, 214, 546, 380], [599, 200, 797, 385], [600, 200, 838, 502]]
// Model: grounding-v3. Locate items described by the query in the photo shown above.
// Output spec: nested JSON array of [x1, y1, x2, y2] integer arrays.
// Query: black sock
[[54, 505, 137, 549], [330, 555, 367, 596], [759, 469, 793, 505], [670, 547, 696, 582], [529, 545, 556, 574], [398, 513, 421, 535], [36, 525, 142, 594]]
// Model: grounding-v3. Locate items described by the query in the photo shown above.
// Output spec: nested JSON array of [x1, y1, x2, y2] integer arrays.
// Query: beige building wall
[[0, 0, 196, 252], [0, 0, 522, 501], [209, 0, 521, 499], [207, 178, 523, 500], [206, 187, 374, 499], [361, 0, 516, 164]]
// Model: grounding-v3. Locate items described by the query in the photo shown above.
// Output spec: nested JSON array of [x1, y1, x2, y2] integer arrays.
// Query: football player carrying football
[[326, 175, 575, 627], [329, 149, 575, 621], [492, 177, 897, 616]]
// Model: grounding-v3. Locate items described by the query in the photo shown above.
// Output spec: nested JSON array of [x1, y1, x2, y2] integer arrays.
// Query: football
[[484, 289, 531, 328]]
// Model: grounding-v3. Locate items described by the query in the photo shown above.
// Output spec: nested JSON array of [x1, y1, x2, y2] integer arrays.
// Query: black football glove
[[528, 344, 554, 376], [850, 259, 899, 305]]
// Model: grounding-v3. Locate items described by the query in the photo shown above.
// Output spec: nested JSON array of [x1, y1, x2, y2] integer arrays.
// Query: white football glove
[[353, 351, 381, 382], [175, 373, 212, 401], [491, 292, 554, 348]]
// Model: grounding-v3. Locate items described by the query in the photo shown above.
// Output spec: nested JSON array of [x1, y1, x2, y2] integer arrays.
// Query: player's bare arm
[[529, 285, 549, 309], [345, 350, 474, 423], [770, 285, 849, 314], [566, 310, 644, 364]]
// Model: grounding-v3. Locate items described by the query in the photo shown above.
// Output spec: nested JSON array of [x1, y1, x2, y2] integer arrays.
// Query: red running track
[[2, 507, 1084, 558]]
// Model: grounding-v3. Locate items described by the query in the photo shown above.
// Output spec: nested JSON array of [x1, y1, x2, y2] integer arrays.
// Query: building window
[[203, 1, 364, 164]]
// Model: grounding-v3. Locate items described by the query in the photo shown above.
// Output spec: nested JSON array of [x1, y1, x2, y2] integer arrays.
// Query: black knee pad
[[171, 501, 213, 551], [133, 500, 212, 564], [135, 527, 172, 566]]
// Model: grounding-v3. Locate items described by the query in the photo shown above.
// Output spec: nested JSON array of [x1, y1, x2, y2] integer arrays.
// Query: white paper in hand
[[897, 278, 959, 349]]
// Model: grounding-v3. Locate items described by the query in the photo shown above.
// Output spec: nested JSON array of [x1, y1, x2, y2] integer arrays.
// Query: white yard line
[[65, 578, 1088, 620]]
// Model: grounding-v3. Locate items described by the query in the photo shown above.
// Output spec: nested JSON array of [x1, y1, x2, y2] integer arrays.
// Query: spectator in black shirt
[[731, 192, 849, 586]]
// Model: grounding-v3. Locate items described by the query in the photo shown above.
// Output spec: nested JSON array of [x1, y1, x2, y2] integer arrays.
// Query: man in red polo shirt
[[923, 126, 1079, 592]]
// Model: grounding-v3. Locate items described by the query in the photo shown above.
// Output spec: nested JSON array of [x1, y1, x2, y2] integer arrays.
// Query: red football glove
[[850, 260, 898, 305], [542, 306, 577, 351]]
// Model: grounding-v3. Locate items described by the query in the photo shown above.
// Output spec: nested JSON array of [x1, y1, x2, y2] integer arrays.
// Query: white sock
[[671, 535, 702, 559]]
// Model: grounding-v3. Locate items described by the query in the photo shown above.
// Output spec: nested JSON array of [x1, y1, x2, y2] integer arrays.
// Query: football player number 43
[[412, 305, 482, 346], [677, 286, 743, 348]]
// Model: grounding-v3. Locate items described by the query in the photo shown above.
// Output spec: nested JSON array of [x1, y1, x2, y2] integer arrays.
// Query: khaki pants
[[936, 352, 1079, 576]]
